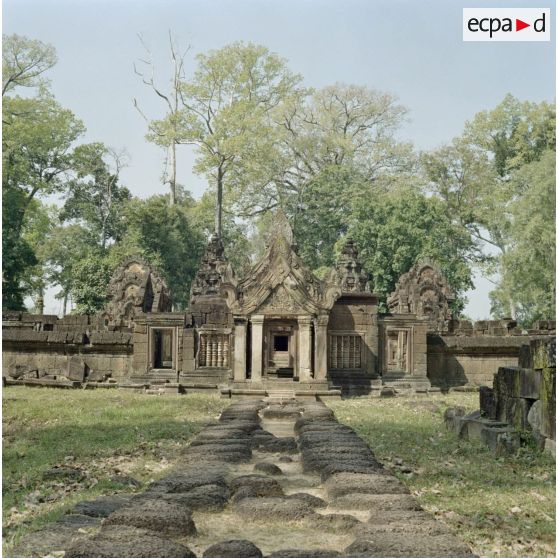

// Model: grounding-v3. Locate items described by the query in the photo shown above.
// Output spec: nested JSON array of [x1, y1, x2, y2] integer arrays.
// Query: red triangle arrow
[[516, 19, 530, 31]]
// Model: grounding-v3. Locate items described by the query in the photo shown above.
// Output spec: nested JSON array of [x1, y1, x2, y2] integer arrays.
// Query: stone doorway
[[265, 321, 298, 379]]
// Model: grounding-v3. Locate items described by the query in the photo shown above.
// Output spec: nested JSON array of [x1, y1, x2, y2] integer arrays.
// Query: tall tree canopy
[[349, 186, 476, 312], [2, 35, 85, 309], [147, 41, 302, 236], [423, 94, 555, 324]]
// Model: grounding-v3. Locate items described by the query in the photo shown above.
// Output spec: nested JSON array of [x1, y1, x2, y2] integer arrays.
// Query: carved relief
[[222, 211, 341, 316], [386, 329, 409, 372], [103, 255, 171, 327], [388, 261, 454, 332], [330, 238, 371, 293], [190, 234, 235, 301], [329, 334, 362, 369]]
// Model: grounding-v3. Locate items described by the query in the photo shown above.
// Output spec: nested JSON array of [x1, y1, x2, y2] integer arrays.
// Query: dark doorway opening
[[154, 329, 173, 369], [274, 335, 289, 352]]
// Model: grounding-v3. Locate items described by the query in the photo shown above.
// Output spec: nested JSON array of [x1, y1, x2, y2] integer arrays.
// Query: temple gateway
[[3, 212, 555, 397]]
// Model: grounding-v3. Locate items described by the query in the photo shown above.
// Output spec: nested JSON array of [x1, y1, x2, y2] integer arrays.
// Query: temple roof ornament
[[222, 211, 341, 315], [103, 255, 171, 327], [387, 260, 455, 332], [190, 234, 235, 302], [331, 237, 371, 294]]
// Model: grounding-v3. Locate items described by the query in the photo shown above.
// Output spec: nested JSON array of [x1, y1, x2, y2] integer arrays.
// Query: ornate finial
[[190, 235, 234, 299], [268, 210, 294, 247], [334, 238, 370, 293]]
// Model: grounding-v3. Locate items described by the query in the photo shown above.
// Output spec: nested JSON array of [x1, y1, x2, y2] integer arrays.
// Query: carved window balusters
[[198, 333, 230, 368], [329, 334, 362, 369]]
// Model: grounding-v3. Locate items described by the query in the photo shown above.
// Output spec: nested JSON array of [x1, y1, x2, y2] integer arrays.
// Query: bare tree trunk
[[509, 298, 517, 320], [62, 293, 68, 317], [215, 165, 223, 236], [169, 141, 177, 205]]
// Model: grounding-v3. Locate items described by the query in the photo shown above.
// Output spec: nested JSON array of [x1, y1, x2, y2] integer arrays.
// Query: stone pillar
[[250, 314, 265, 382], [233, 318, 247, 381], [314, 314, 329, 381], [298, 316, 313, 382]]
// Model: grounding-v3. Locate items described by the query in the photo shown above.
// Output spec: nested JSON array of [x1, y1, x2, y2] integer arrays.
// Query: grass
[[2, 387, 228, 550], [328, 394, 556, 558], [3, 388, 555, 558]]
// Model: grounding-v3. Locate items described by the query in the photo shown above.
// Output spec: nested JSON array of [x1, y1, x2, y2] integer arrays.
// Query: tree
[[189, 191, 251, 275], [71, 253, 113, 314], [61, 143, 131, 249], [2, 187, 37, 309], [134, 32, 189, 205], [463, 93, 555, 176], [290, 165, 363, 271], [120, 192, 205, 308], [423, 95, 555, 320], [2, 34, 57, 96], [41, 224, 99, 315], [349, 186, 476, 312], [2, 35, 86, 309], [228, 82, 413, 221], [490, 151, 555, 324], [148, 41, 302, 236], [21, 201, 59, 313]]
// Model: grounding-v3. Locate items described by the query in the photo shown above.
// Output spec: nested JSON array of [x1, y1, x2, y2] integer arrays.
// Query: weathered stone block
[[67, 356, 85, 382], [519, 369, 541, 399], [496, 367, 521, 398], [505, 397, 532, 430], [481, 427, 520, 455], [540, 367, 556, 440], [479, 386, 496, 420]]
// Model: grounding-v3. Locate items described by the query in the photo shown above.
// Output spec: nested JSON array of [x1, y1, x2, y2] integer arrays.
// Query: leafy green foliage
[[490, 151, 556, 323], [70, 253, 113, 315], [2, 34, 57, 96], [423, 95, 555, 324], [349, 186, 475, 312], [2, 35, 85, 310], [2, 187, 37, 309], [120, 193, 205, 309], [61, 143, 131, 249], [148, 41, 302, 235]]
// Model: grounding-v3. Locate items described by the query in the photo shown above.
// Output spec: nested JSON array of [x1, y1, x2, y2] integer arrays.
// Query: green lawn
[[329, 394, 556, 558], [2, 387, 227, 549], [3, 388, 555, 558]]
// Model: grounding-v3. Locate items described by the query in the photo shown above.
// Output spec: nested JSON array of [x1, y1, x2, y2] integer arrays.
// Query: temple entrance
[[265, 321, 297, 379]]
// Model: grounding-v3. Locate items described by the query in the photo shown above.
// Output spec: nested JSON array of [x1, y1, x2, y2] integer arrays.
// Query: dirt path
[[14, 398, 478, 557]]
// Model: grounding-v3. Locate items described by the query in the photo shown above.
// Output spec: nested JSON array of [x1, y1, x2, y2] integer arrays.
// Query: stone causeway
[[14, 399, 478, 558]]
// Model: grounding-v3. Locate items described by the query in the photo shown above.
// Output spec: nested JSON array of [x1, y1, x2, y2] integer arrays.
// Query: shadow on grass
[[331, 397, 555, 554], [3, 417, 210, 511]]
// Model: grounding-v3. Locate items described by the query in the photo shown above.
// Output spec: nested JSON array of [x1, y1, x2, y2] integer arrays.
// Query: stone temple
[[3, 212, 555, 397]]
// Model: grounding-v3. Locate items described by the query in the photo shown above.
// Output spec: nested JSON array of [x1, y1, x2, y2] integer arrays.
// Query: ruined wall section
[[3, 314, 132, 385], [428, 320, 556, 388]]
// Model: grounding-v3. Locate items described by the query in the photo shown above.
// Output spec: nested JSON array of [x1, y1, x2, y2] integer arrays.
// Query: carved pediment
[[258, 285, 299, 314], [222, 211, 341, 315], [102, 255, 171, 327], [388, 261, 455, 332]]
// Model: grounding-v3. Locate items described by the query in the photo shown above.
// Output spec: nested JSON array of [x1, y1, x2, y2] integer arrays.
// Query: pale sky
[[3, 0, 555, 317]]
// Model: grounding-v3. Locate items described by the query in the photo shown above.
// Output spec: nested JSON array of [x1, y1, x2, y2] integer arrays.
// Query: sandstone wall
[[427, 320, 556, 389], [3, 328, 133, 383]]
